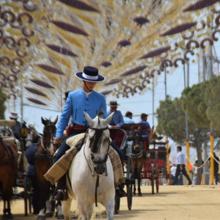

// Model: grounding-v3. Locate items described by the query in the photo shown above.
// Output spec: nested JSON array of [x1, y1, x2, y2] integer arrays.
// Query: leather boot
[[55, 175, 68, 201], [116, 183, 127, 197]]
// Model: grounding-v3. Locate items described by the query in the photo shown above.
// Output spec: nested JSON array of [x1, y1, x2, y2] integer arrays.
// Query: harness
[[83, 126, 111, 207]]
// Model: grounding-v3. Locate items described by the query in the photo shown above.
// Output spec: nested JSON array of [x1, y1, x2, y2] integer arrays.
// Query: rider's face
[[83, 81, 97, 92]]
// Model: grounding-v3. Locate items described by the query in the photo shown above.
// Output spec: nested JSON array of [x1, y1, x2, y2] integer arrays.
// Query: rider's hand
[[53, 137, 62, 145], [63, 129, 68, 137]]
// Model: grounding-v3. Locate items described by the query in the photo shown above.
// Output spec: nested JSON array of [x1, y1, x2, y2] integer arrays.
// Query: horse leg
[[137, 165, 142, 196], [56, 200, 64, 219], [133, 180, 136, 195], [77, 199, 93, 220], [137, 176, 142, 196], [7, 199, 12, 218], [104, 198, 114, 220], [62, 198, 72, 220], [3, 200, 7, 218], [37, 209, 46, 220]]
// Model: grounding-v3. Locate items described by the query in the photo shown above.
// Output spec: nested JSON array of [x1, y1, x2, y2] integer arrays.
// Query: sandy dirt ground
[[1, 185, 220, 220]]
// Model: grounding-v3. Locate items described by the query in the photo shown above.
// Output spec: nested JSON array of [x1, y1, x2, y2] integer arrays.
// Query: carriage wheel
[[114, 193, 120, 214], [126, 183, 132, 210]]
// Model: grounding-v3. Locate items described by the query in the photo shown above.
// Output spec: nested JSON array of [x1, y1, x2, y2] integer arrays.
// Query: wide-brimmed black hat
[[109, 101, 119, 106], [9, 112, 18, 120], [75, 66, 104, 82]]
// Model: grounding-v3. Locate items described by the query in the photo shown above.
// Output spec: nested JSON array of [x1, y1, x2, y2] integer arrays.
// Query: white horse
[[63, 113, 115, 220]]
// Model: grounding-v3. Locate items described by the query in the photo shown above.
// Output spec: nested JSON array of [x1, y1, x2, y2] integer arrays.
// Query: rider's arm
[[100, 95, 107, 118], [55, 94, 73, 138]]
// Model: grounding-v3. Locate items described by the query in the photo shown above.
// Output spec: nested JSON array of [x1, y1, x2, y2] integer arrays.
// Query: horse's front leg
[[37, 209, 46, 220], [105, 197, 114, 220], [62, 198, 72, 220], [77, 198, 93, 220]]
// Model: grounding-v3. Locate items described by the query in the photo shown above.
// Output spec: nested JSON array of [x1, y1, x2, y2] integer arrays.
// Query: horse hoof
[[2, 214, 13, 220], [45, 212, 53, 217], [56, 214, 64, 219], [37, 216, 46, 220]]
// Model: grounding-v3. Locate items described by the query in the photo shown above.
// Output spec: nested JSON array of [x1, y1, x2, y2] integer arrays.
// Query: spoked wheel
[[126, 183, 132, 210], [114, 193, 120, 214]]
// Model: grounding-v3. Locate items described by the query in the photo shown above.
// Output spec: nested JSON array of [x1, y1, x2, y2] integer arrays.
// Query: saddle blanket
[[44, 133, 123, 185]]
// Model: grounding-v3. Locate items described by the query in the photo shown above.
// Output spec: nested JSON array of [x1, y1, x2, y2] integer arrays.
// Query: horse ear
[[84, 112, 94, 127], [105, 112, 114, 125], [53, 115, 58, 125], [41, 117, 46, 125]]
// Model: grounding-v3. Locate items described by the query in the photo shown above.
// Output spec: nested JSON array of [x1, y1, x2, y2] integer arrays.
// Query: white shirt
[[171, 166, 177, 176], [176, 151, 185, 165]]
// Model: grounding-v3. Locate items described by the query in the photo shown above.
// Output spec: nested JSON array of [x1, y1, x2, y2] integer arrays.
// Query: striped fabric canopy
[[0, 0, 219, 110]]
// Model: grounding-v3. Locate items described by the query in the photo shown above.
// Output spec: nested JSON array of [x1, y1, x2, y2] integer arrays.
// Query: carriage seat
[[109, 128, 127, 149]]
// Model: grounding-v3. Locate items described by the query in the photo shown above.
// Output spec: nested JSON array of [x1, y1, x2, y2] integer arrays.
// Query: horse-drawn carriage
[[0, 118, 57, 219], [120, 123, 168, 196], [0, 119, 32, 218], [143, 140, 167, 194]]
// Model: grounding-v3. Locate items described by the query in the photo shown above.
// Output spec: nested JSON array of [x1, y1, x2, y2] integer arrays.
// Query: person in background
[[213, 153, 219, 185], [25, 133, 41, 214], [192, 160, 199, 185], [138, 113, 151, 147], [139, 113, 151, 129], [174, 146, 192, 185], [108, 101, 124, 128], [124, 111, 135, 124], [209, 152, 220, 185], [9, 112, 22, 140], [170, 163, 177, 185]]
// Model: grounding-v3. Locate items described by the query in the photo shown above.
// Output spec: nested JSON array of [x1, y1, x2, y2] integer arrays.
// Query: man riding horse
[[44, 66, 125, 201]]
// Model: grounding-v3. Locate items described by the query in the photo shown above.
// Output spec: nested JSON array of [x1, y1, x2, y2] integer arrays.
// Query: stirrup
[[116, 187, 127, 197]]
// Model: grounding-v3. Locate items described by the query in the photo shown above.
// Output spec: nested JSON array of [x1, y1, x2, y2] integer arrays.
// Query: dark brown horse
[[0, 135, 18, 219], [130, 133, 146, 196], [130, 125, 156, 196], [34, 116, 57, 219]]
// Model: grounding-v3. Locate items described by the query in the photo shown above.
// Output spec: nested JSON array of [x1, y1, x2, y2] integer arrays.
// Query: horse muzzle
[[94, 163, 106, 175]]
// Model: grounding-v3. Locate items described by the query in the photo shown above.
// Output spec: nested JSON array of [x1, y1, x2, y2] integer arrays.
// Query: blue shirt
[[108, 110, 124, 127], [56, 88, 107, 138], [124, 117, 135, 124], [138, 120, 151, 137], [139, 120, 151, 129]]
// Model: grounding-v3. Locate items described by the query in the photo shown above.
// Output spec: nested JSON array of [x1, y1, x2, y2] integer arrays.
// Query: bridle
[[39, 122, 55, 155], [83, 127, 111, 173], [83, 126, 112, 207]]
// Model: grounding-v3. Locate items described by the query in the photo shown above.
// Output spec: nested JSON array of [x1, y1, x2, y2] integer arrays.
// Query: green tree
[[181, 83, 209, 129], [156, 96, 191, 144], [204, 76, 220, 135], [156, 96, 207, 184]]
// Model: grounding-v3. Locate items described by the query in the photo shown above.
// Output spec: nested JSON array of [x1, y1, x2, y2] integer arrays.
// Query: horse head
[[40, 116, 58, 154], [84, 112, 113, 175]]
